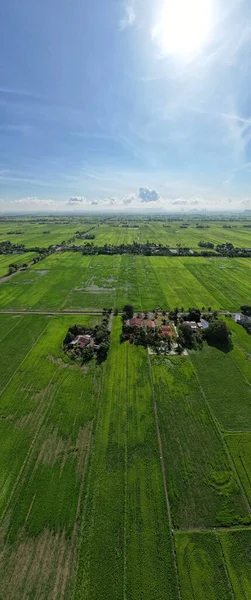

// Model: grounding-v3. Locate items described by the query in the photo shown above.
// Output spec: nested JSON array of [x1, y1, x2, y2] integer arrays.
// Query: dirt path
[[0, 270, 22, 284], [0, 309, 110, 316]]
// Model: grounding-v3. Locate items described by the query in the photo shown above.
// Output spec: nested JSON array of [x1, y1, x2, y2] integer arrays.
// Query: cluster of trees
[[8, 263, 27, 275], [121, 323, 167, 349], [198, 241, 215, 249], [176, 322, 202, 351], [177, 317, 231, 351], [0, 240, 26, 254], [75, 230, 96, 240], [215, 243, 251, 258], [241, 305, 251, 316], [80, 241, 175, 256], [78, 242, 217, 257], [63, 310, 111, 364]]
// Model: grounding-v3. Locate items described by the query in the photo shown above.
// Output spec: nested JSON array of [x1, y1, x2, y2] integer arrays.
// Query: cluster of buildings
[[126, 313, 210, 338], [126, 313, 173, 337]]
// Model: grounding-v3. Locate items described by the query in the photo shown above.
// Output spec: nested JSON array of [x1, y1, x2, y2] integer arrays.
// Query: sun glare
[[152, 0, 214, 59]]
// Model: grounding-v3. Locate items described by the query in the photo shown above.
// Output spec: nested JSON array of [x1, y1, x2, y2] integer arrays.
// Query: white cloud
[[15, 197, 55, 206], [171, 199, 188, 206], [122, 193, 137, 205], [119, 2, 136, 30], [68, 196, 87, 205], [138, 187, 160, 203]]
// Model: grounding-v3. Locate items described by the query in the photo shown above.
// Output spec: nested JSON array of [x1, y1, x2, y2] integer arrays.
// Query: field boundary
[[216, 533, 236, 600]]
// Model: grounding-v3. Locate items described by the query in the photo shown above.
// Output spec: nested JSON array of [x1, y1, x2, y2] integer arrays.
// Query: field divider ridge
[[216, 532, 236, 600]]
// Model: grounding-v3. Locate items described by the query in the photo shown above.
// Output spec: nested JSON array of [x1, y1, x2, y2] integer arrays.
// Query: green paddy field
[[0, 252, 250, 312], [1, 216, 251, 599]]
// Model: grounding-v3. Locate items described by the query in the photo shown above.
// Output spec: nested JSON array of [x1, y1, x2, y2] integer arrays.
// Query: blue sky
[[1, 0, 251, 212]]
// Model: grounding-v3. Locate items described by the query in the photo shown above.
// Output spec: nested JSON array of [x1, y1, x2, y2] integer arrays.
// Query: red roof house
[[128, 317, 142, 327], [146, 320, 155, 328], [161, 325, 172, 337], [72, 334, 92, 348]]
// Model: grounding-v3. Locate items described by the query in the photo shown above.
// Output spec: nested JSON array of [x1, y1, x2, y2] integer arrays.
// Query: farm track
[[0, 309, 237, 315], [175, 524, 251, 534], [0, 309, 110, 315]]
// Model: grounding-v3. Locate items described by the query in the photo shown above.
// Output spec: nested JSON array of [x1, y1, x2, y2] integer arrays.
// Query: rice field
[[0, 253, 251, 312], [0, 252, 37, 278], [175, 531, 233, 600], [1, 311, 251, 597], [0, 218, 97, 247], [150, 355, 250, 528], [76, 219, 251, 249], [1, 216, 251, 249], [1, 217, 251, 598]]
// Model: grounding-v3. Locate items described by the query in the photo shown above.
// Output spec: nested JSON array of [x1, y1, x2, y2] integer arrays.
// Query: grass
[[175, 531, 233, 600], [150, 355, 249, 528]]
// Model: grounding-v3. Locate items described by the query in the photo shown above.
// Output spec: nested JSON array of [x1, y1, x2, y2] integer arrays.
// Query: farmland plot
[[220, 530, 251, 599], [0, 315, 102, 599], [0, 253, 250, 311], [0, 314, 51, 392], [191, 344, 251, 431], [225, 434, 251, 505], [74, 319, 179, 600], [150, 356, 249, 528], [223, 318, 251, 384], [186, 259, 251, 310], [175, 531, 233, 600], [0, 252, 37, 278]]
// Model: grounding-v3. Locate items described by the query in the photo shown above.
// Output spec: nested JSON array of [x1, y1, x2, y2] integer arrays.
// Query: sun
[[152, 0, 214, 59]]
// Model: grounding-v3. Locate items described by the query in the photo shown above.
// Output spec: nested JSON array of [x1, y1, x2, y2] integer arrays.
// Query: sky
[[1, 0, 251, 213]]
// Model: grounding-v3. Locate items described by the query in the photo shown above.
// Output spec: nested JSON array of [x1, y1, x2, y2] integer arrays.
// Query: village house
[[161, 325, 172, 337], [185, 321, 202, 330], [71, 334, 92, 349], [127, 317, 142, 327]]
